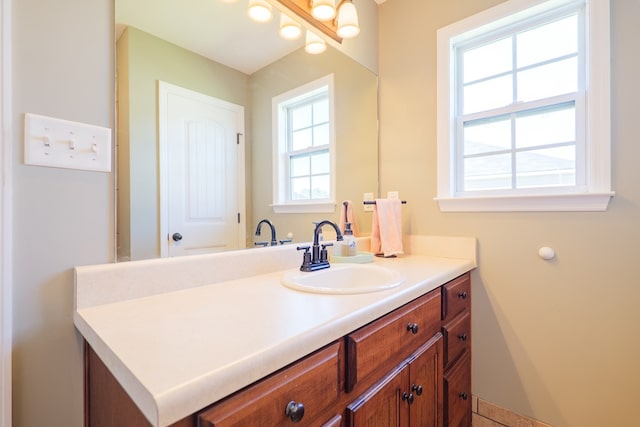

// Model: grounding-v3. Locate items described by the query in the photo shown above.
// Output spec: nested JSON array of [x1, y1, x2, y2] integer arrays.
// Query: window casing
[[436, 0, 613, 212], [272, 75, 336, 213]]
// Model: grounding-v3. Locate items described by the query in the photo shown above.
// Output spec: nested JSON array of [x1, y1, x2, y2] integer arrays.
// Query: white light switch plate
[[24, 113, 112, 172], [388, 191, 400, 199]]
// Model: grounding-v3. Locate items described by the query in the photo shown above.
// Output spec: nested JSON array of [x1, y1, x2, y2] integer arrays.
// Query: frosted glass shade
[[305, 31, 327, 54], [312, 0, 336, 21], [337, 1, 360, 38], [279, 14, 302, 40], [247, 0, 273, 22]]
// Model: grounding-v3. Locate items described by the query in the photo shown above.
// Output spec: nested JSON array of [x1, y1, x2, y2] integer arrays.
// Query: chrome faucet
[[297, 220, 343, 272], [255, 219, 277, 246]]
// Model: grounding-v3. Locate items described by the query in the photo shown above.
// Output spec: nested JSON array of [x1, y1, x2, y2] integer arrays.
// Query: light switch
[[387, 191, 400, 199], [24, 113, 112, 172]]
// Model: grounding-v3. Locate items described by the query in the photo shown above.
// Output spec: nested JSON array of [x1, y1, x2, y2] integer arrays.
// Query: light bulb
[[311, 0, 336, 21], [279, 14, 302, 40], [337, 1, 360, 38], [305, 31, 326, 54], [247, 0, 273, 23]]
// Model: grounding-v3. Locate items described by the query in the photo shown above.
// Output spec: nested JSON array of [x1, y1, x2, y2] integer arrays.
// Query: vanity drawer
[[443, 311, 470, 367], [345, 288, 441, 392], [442, 273, 470, 323], [444, 351, 472, 427], [199, 341, 342, 427]]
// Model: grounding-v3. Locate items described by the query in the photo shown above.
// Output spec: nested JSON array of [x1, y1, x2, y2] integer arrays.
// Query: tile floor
[[472, 395, 553, 427]]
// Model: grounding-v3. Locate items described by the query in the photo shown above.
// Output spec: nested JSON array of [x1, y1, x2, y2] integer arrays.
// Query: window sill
[[435, 192, 615, 212], [271, 201, 336, 214]]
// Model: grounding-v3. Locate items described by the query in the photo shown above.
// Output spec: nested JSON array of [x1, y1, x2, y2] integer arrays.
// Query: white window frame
[[436, 0, 613, 212], [271, 74, 336, 214]]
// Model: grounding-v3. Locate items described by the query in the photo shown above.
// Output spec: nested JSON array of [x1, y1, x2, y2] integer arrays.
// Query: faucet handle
[[297, 246, 312, 271], [319, 243, 334, 263]]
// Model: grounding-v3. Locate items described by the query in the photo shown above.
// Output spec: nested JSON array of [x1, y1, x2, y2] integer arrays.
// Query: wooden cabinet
[[346, 334, 443, 427], [85, 273, 472, 427], [442, 273, 472, 427]]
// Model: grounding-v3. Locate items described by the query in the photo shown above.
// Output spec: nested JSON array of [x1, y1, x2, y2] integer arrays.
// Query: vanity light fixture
[[243, 0, 361, 53], [304, 30, 327, 54], [248, 0, 274, 22], [279, 14, 302, 40], [336, 0, 359, 38], [311, 0, 336, 21], [274, 0, 359, 43]]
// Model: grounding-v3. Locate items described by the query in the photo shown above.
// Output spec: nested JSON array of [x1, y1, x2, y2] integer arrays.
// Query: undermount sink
[[281, 263, 405, 294]]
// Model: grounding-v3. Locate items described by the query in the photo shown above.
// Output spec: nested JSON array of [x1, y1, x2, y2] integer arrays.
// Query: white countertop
[[74, 235, 476, 427]]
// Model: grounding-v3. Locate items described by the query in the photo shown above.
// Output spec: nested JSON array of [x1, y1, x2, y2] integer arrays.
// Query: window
[[272, 74, 336, 213], [436, 0, 613, 212]]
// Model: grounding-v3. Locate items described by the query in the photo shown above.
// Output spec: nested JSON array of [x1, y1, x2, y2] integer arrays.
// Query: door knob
[[172, 233, 183, 242]]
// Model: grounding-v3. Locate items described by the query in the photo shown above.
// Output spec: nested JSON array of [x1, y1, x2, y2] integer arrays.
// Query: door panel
[[159, 81, 245, 257], [346, 364, 408, 427], [408, 334, 443, 426]]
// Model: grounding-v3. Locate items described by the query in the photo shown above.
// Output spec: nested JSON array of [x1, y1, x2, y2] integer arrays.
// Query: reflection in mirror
[[116, 0, 378, 261]]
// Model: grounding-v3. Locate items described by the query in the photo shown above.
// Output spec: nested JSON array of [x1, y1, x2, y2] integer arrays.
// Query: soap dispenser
[[341, 221, 357, 256], [341, 201, 357, 256]]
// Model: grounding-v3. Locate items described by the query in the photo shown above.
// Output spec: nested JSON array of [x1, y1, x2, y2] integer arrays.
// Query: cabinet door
[[346, 364, 409, 427], [322, 414, 343, 427], [408, 334, 443, 427], [443, 352, 471, 427]]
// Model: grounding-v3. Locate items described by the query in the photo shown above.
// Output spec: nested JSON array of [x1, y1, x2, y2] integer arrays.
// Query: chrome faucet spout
[[255, 219, 277, 246]]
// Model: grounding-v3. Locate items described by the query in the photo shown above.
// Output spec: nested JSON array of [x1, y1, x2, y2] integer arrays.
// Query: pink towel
[[370, 199, 404, 257], [339, 200, 359, 236]]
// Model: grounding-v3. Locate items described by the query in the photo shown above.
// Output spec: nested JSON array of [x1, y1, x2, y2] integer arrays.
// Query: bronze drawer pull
[[458, 333, 468, 342], [411, 384, 423, 396], [402, 392, 415, 404], [285, 401, 305, 423], [459, 392, 468, 400], [407, 323, 419, 334], [457, 291, 468, 300]]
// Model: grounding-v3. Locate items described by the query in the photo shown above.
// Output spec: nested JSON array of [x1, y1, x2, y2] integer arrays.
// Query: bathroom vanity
[[74, 236, 475, 426]]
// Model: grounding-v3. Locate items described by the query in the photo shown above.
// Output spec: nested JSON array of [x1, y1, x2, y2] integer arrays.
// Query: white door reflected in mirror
[[159, 82, 246, 257]]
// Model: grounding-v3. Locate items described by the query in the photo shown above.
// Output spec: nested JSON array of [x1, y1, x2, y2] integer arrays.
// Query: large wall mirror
[[115, 0, 379, 261]]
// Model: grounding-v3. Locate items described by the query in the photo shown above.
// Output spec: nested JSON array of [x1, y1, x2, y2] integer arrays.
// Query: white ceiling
[[116, 0, 384, 75]]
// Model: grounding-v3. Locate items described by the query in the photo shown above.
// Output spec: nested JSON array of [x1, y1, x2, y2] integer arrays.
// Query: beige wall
[[11, 0, 114, 426], [378, 1, 640, 426]]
